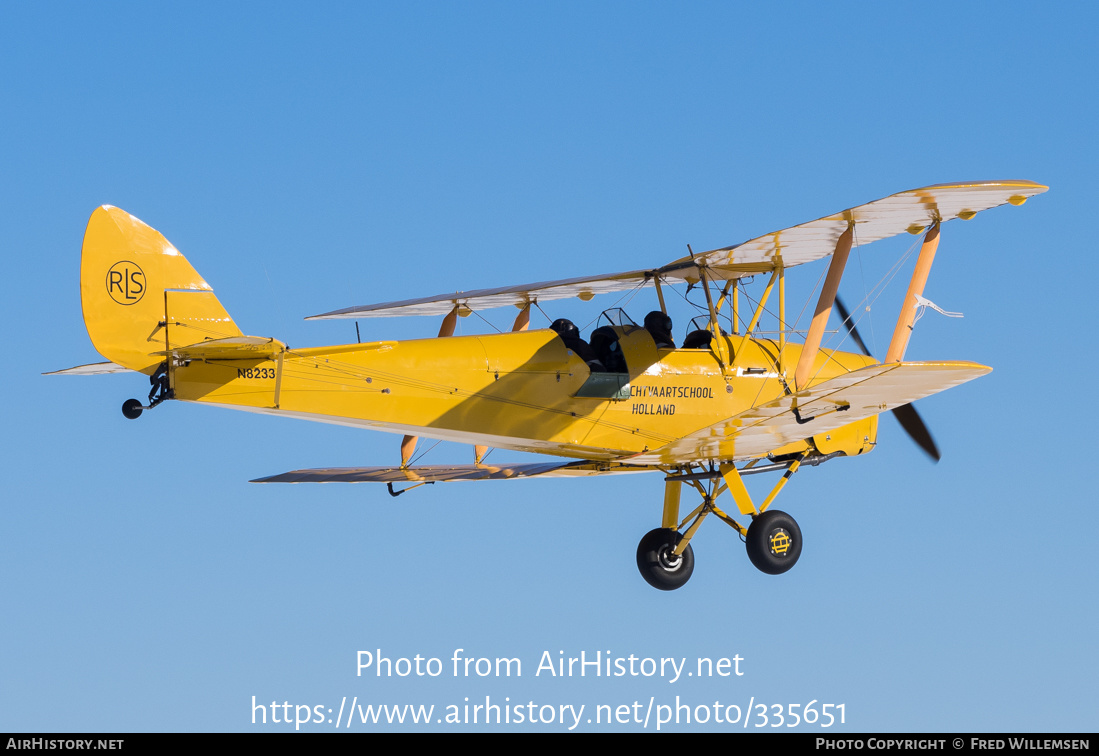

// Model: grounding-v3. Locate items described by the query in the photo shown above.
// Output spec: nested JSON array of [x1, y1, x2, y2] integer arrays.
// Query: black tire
[[636, 528, 694, 591], [746, 510, 802, 575], [121, 398, 143, 420]]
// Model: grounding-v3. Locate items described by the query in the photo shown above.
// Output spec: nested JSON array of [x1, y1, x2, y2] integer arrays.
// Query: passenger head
[[644, 310, 675, 349], [589, 325, 617, 352], [644, 310, 672, 335], [682, 329, 713, 349]]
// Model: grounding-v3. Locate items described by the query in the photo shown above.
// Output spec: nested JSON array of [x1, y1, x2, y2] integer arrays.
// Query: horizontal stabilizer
[[43, 361, 131, 376], [162, 336, 286, 361], [251, 460, 653, 484]]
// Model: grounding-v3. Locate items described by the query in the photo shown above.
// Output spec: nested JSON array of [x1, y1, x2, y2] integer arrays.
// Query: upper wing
[[308, 180, 1047, 320], [662, 180, 1046, 279], [624, 361, 992, 465], [306, 269, 650, 320]]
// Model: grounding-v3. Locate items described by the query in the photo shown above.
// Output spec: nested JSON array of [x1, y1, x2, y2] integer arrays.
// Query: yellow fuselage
[[172, 327, 878, 463]]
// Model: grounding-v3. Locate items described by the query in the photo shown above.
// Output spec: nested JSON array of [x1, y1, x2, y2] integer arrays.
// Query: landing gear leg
[[147, 362, 171, 406], [635, 478, 708, 591], [637, 457, 810, 586], [121, 361, 173, 420]]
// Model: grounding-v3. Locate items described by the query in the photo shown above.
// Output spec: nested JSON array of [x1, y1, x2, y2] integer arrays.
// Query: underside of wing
[[625, 361, 991, 465], [307, 269, 650, 320], [251, 460, 655, 483], [43, 361, 132, 376], [307, 180, 1046, 320]]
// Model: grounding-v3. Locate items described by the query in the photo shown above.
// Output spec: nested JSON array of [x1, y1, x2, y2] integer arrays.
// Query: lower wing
[[251, 460, 656, 484], [625, 360, 991, 465]]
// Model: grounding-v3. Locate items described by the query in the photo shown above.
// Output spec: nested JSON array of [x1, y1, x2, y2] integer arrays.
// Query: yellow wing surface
[[251, 361, 990, 482], [626, 361, 991, 465], [309, 180, 1047, 320]]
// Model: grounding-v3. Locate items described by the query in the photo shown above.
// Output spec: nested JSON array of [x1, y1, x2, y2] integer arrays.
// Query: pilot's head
[[549, 318, 579, 339]]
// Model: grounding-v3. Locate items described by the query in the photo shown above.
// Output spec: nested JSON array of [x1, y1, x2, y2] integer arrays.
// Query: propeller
[[833, 296, 941, 462]]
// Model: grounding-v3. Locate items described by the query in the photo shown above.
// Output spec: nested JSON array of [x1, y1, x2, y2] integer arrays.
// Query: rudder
[[80, 206, 243, 374]]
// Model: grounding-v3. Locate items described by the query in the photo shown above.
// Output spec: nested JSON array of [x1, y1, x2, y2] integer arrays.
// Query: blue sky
[[2, 1, 1096, 732]]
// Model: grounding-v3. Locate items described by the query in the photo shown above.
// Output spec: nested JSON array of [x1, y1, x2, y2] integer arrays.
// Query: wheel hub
[[657, 546, 683, 572], [768, 528, 792, 557]]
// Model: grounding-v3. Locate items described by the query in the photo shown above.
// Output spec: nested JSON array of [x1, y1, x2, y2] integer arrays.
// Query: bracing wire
[[856, 241, 876, 354], [580, 278, 647, 332], [804, 229, 925, 386], [470, 308, 504, 334], [534, 302, 553, 326], [409, 439, 442, 466], [827, 230, 923, 351], [791, 263, 829, 335]]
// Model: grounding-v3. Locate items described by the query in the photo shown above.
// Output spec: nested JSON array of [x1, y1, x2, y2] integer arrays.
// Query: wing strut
[[729, 267, 779, 370], [400, 303, 531, 467], [885, 222, 941, 363], [794, 223, 854, 390], [401, 305, 461, 466]]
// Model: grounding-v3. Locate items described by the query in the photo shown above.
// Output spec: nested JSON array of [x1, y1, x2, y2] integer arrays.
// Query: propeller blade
[[834, 296, 940, 462], [891, 403, 941, 462], [833, 295, 871, 357]]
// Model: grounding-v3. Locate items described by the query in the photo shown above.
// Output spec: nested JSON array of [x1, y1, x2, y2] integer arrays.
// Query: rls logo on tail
[[106, 261, 145, 305]]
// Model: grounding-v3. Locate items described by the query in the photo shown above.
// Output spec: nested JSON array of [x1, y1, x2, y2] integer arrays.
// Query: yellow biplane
[[50, 181, 1046, 590]]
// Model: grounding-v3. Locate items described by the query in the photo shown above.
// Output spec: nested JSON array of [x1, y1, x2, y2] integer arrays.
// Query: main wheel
[[121, 398, 143, 420], [636, 528, 694, 591], [746, 510, 802, 575]]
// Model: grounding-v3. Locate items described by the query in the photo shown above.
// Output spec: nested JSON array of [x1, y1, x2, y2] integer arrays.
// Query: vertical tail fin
[[80, 206, 242, 374]]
